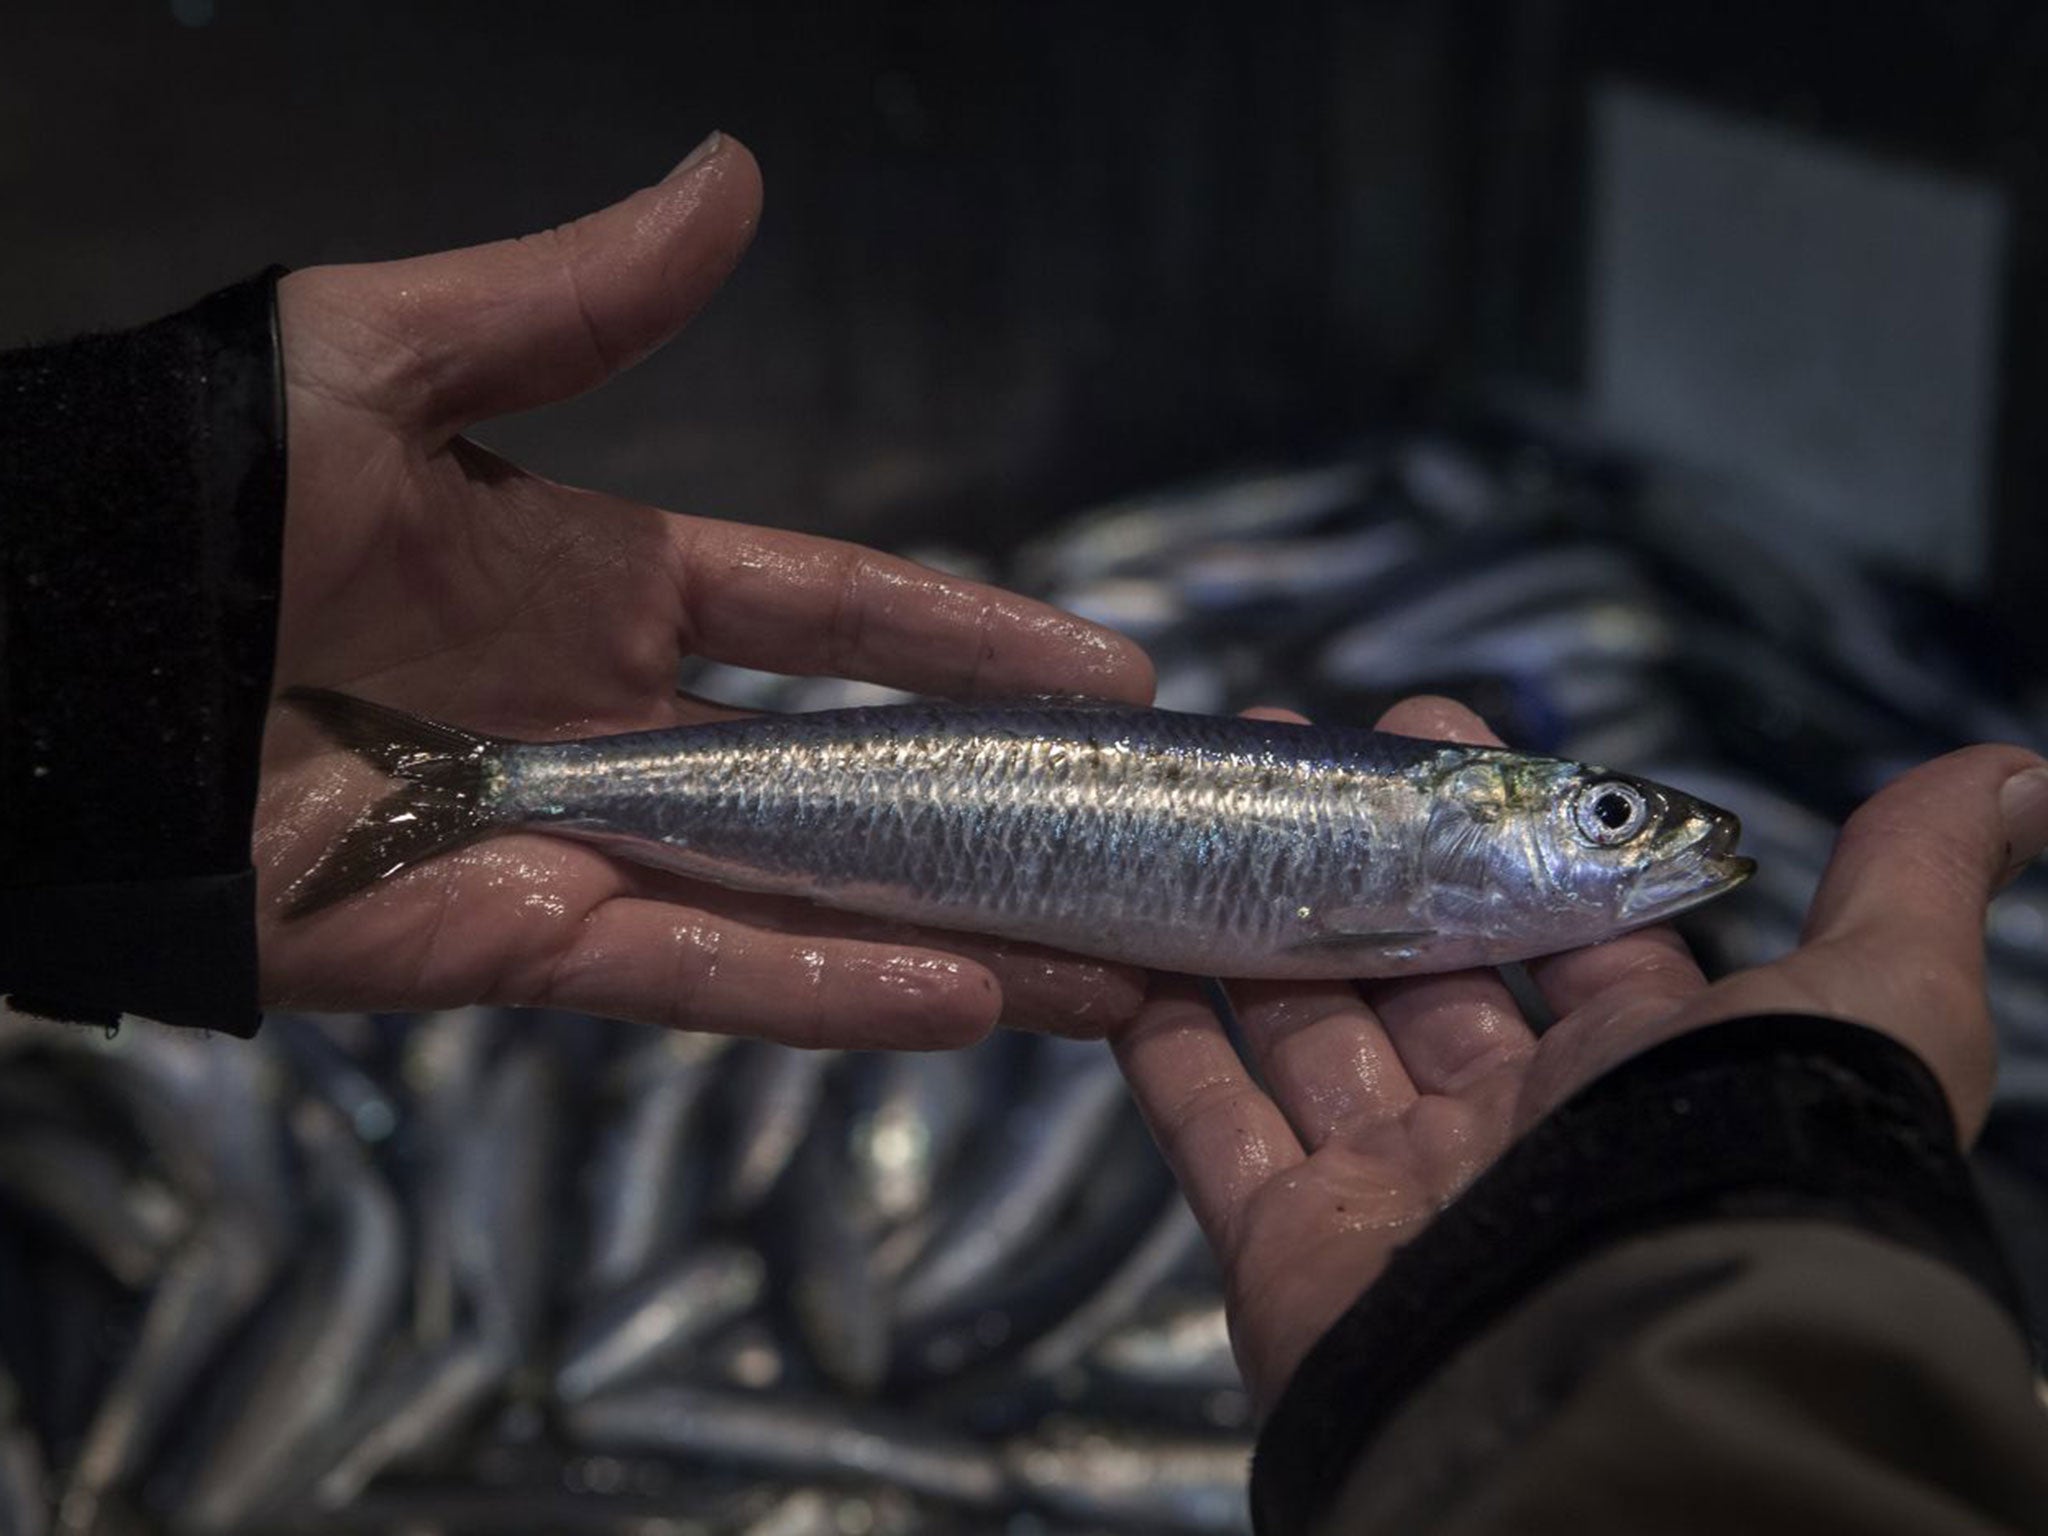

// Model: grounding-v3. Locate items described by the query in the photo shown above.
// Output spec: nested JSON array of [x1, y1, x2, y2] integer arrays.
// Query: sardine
[[768, 1105, 890, 1393], [1085, 1295, 1251, 1434], [0, 1365, 46, 1536], [737, 1486, 927, 1536], [1169, 522, 1427, 612], [576, 1032, 729, 1298], [898, 1116, 1177, 1409], [60, 1218, 277, 1535], [561, 1385, 1009, 1509], [1020, 1201, 1209, 1380], [1043, 578, 1189, 647], [58, 1028, 297, 1534], [1329, 600, 1671, 694], [267, 1015, 400, 1145], [555, 1245, 766, 1405], [261, 1468, 780, 1535], [891, 1040, 1129, 1330], [172, 1102, 406, 1534], [283, 694, 1752, 980], [451, 1043, 561, 1354], [302, 1332, 516, 1510], [843, 1052, 981, 1228], [1317, 545, 1649, 687], [712, 1046, 837, 1219], [1091, 1299, 1238, 1391], [1018, 463, 1374, 590], [1002, 1423, 1251, 1534], [400, 1008, 501, 1348], [0, 1128, 182, 1291]]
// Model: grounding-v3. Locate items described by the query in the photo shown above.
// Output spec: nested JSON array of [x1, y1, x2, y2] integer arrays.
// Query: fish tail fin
[[280, 687, 513, 918]]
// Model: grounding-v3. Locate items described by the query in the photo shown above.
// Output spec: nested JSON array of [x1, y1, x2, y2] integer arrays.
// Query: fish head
[[1517, 758, 1755, 930], [1420, 753, 1754, 951]]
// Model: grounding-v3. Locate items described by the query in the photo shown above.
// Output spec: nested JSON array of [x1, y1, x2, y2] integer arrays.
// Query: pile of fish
[[6, 418, 2048, 1533], [0, 1011, 1246, 1535]]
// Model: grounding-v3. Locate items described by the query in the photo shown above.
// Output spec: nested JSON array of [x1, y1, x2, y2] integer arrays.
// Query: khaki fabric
[[1319, 1222, 2048, 1535]]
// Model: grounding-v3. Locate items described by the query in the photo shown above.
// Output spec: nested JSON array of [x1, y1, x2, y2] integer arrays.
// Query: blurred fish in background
[[4, 415, 2046, 1534]]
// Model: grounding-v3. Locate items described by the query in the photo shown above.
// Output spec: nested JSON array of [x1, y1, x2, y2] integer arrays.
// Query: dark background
[[3, 0, 2043, 660]]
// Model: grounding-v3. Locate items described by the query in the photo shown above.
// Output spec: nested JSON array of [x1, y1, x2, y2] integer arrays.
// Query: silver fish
[[60, 1028, 296, 1534], [1091, 1299, 1238, 1391], [62, 1218, 280, 1533], [0, 1365, 46, 1536], [1316, 545, 1651, 682], [302, 1332, 516, 1510], [0, 1127, 183, 1290], [1326, 599, 1672, 694], [175, 1102, 406, 1534], [892, 1040, 1128, 1330], [844, 1051, 981, 1228], [561, 1384, 1009, 1509], [401, 1007, 502, 1348], [576, 1032, 730, 1298], [284, 694, 1752, 980], [1021, 1200, 1209, 1381], [555, 1245, 766, 1405], [770, 1107, 890, 1394], [713, 1045, 838, 1219], [1018, 462, 1374, 590], [1002, 1423, 1252, 1534], [1168, 522, 1428, 612], [267, 1014, 400, 1144], [451, 1043, 561, 1354]]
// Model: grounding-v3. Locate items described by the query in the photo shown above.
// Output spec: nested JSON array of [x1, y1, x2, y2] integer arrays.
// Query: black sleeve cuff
[[1249, 1015, 2027, 1536], [0, 268, 288, 1037]]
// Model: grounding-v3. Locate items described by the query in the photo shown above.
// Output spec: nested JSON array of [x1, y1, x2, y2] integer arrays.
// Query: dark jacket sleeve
[[1251, 1015, 2048, 1535], [0, 270, 288, 1037]]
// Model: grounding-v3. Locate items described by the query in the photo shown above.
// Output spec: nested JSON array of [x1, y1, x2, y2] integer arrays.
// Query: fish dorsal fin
[[999, 693, 1138, 711]]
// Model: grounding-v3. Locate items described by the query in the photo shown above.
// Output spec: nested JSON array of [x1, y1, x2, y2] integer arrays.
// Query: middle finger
[[1227, 979, 1418, 1147], [1229, 699, 1531, 1147]]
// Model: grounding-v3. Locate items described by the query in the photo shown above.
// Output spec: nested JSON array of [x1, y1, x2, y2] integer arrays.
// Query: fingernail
[[665, 131, 723, 180], [2000, 766, 2048, 875]]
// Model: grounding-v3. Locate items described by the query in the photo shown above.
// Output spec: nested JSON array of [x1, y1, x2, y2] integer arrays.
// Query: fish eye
[[1573, 781, 1649, 846]]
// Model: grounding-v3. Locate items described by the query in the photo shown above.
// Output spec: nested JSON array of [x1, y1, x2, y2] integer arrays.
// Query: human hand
[[1110, 694, 2048, 1409], [258, 134, 1154, 1047]]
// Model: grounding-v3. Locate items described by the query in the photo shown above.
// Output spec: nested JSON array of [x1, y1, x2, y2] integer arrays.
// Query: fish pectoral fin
[[1284, 919, 1436, 956]]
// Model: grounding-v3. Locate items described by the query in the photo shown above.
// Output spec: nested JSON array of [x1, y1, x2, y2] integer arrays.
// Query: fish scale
[[501, 707, 1433, 970], [282, 694, 1750, 979]]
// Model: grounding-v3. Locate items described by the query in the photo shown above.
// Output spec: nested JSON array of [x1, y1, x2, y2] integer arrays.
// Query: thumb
[[1703, 744, 2048, 1138], [300, 132, 761, 440], [1801, 744, 2048, 973]]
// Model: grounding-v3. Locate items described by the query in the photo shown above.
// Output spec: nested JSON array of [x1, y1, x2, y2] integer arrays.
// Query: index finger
[[662, 517, 1156, 704]]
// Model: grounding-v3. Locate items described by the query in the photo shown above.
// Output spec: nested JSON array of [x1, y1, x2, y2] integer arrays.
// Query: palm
[[1216, 1064, 1523, 1409], [1113, 697, 2025, 1409], [253, 137, 1153, 1046]]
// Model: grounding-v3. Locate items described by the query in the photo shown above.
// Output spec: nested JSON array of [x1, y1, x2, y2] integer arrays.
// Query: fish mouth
[[1619, 812, 1755, 922]]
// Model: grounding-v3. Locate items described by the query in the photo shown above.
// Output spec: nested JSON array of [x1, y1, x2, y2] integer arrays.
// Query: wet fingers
[[537, 900, 1003, 1050]]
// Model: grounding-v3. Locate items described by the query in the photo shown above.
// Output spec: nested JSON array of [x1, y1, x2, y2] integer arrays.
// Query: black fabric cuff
[[0, 268, 288, 1037], [1248, 1015, 2024, 1536]]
